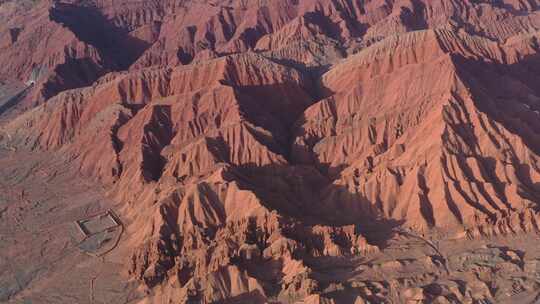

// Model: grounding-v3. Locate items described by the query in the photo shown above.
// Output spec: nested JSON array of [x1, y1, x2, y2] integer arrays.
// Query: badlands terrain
[[3, 0, 540, 303]]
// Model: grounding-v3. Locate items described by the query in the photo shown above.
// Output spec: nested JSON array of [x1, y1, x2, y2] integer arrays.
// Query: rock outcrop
[[3, 0, 540, 303]]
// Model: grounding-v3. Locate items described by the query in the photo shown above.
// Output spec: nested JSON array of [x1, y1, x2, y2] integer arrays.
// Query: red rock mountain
[[3, 0, 540, 303]]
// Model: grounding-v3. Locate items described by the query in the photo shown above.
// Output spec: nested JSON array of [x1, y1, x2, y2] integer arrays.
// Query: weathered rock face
[[292, 28, 540, 233], [4, 0, 540, 303]]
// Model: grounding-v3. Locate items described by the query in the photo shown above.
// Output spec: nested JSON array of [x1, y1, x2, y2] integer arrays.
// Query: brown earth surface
[[3, 0, 540, 303]]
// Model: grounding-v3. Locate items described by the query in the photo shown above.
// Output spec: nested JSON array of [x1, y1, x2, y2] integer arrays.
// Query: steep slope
[[3, 47, 382, 304], [293, 28, 540, 235], [0, 0, 163, 111], [2, 0, 540, 108], [4, 0, 540, 303]]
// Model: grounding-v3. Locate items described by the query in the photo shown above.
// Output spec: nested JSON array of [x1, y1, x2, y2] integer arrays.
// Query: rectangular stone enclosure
[[75, 210, 121, 237]]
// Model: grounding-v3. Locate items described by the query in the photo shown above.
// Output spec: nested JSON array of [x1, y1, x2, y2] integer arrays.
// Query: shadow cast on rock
[[230, 162, 404, 250], [453, 53, 540, 207], [49, 3, 154, 70]]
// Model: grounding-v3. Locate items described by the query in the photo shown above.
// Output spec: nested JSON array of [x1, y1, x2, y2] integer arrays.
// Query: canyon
[[2, 0, 540, 303]]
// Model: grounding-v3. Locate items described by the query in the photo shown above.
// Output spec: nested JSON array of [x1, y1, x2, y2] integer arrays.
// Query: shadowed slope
[[4, 1, 540, 303]]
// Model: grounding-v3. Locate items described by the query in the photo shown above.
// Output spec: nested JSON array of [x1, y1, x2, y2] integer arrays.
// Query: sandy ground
[[0, 147, 142, 303]]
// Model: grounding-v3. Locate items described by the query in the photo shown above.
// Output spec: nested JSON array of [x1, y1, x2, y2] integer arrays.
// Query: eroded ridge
[[3, 0, 540, 303]]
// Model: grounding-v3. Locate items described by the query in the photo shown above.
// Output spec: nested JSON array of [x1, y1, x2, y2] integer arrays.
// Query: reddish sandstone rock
[[3, 0, 540, 303]]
